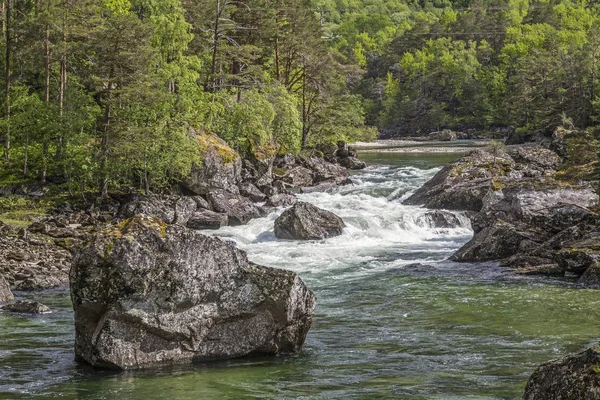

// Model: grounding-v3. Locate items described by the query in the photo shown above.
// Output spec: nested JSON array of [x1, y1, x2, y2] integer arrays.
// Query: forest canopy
[[0, 0, 598, 193]]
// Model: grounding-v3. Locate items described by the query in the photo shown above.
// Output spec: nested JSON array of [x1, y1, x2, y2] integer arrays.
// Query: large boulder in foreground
[[70, 215, 316, 370], [274, 202, 345, 240], [524, 345, 600, 400]]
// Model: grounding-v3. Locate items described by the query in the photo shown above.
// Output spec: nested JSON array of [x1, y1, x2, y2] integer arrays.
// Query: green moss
[[113, 215, 169, 240], [491, 178, 506, 191], [197, 134, 238, 164], [590, 364, 600, 375], [273, 167, 287, 177]]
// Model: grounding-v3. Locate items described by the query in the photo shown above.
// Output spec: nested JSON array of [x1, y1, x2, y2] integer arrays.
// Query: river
[[2, 151, 600, 399]]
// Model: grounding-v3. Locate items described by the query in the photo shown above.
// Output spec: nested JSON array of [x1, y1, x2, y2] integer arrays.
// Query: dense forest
[[317, 0, 600, 138], [0, 0, 599, 194]]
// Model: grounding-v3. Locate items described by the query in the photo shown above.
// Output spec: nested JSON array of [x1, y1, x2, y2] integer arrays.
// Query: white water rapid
[[208, 165, 473, 279]]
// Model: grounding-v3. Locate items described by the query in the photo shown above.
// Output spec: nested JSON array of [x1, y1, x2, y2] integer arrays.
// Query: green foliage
[[0, 0, 374, 194]]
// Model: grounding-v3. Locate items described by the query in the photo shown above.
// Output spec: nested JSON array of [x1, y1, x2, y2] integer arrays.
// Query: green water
[[1, 150, 599, 400], [358, 151, 462, 169]]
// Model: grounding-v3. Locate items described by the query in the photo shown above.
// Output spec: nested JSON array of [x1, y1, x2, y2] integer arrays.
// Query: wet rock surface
[[524, 345, 600, 400], [274, 202, 346, 240], [0, 275, 13, 303], [406, 144, 600, 285], [70, 215, 316, 370], [2, 300, 52, 314]]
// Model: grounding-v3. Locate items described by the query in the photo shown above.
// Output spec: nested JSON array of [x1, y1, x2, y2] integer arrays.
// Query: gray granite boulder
[[274, 202, 345, 240], [70, 215, 316, 370], [524, 345, 600, 400], [0, 275, 13, 303], [182, 134, 242, 195]]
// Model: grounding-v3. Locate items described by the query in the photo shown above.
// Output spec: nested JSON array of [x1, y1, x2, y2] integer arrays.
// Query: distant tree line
[[316, 0, 600, 137]]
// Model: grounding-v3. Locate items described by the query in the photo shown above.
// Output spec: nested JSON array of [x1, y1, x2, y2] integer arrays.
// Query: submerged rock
[[416, 210, 462, 229], [2, 300, 51, 314], [524, 345, 600, 400], [274, 202, 345, 240], [70, 215, 316, 370]]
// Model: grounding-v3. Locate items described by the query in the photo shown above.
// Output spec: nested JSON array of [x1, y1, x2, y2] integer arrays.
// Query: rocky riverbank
[[403, 143, 600, 285], [0, 137, 362, 300]]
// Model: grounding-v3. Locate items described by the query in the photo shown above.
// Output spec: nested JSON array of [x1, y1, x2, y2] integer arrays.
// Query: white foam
[[207, 165, 473, 278]]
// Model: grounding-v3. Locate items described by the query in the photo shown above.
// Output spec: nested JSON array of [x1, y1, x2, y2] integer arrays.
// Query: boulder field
[[0, 137, 362, 293]]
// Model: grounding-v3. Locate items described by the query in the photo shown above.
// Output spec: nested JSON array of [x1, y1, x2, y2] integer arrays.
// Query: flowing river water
[[2, 151, 600, 399]]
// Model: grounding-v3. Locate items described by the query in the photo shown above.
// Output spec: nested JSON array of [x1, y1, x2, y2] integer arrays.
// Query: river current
[[2, 152, 600, 399]]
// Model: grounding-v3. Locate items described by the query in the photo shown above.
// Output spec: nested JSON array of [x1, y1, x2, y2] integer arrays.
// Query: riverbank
[[352, 139, 491, 153], [3, 156, 600, 399]]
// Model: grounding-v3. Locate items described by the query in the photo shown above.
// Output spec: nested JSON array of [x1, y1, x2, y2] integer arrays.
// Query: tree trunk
[[209, 0, 221, 92], [100, 100, 110, 198], [56, 2, 67, 160], [3, 0, 11, 163], [41, 4, 51, 182], [301, 67, 308, 149]]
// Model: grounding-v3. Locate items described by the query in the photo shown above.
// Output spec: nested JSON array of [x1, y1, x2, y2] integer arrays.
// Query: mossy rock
[[197, 134, 239, 164]]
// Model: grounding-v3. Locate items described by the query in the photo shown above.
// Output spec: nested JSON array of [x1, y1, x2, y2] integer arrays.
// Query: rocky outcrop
[[407, 144, 600, 284], [182, 134, 242, 195], [239, 182, 266, 202], [0, 275, 13, 303], [70, 215, 316, 370], [524, 345, 600, 400], [2, 300, 52, 314], [453, 184, 598, 266], [274, 202, 345, 240], [334, 141, 366, 170], [0, 221, 72, 291], [207, 190, 261, 226], [403, 145, 561, 211], [186, 210, 228, 230]]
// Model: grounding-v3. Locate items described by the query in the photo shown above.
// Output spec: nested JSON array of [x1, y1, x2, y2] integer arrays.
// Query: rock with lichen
[[70, 215, 316, 370], [181, 133, 242, 195], [524, 345, 600, 400]]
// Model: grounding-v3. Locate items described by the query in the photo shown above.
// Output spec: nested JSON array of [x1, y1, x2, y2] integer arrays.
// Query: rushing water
[[2, 152, 600, 400]]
